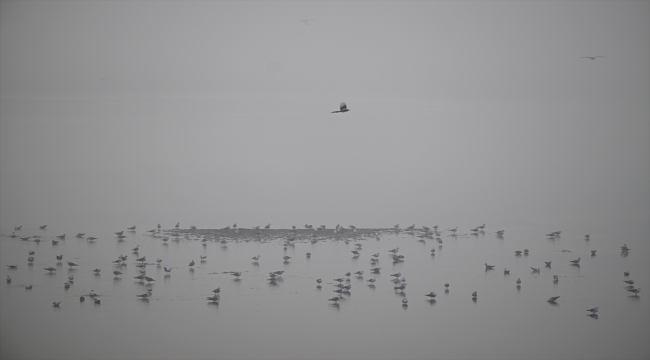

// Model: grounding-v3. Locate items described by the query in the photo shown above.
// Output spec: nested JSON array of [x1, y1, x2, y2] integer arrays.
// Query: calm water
[[1, 222, 648, 360]]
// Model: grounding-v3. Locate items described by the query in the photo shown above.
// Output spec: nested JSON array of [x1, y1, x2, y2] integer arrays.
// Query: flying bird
[[580, 56, 604, 60], [331, 102, 350, 113]]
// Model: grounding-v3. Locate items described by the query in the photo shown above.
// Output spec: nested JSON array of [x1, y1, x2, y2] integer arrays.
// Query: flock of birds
[[3, 222, 639, 316]]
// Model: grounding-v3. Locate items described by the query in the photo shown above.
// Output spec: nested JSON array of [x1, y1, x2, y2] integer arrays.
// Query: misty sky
[[0, 1, 648, 231]]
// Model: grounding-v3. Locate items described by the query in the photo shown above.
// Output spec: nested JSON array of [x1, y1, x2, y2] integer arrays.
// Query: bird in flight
[[299, 19, 314, 25], [331, 102, 350, 113], [580, 56, 604, 60]]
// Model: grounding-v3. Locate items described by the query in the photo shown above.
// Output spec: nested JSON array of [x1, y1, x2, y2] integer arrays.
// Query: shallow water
[[1, 224, 648, 360]]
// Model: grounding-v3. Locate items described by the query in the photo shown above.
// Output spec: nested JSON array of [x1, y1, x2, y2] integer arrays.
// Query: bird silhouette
[[331, 102, 349, 113], [580, 56, 604, 60]]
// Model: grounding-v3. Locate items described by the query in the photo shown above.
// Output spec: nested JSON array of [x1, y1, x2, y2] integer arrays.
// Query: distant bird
[[545, 261, 552, 267], [624, 271, 630, 276], [156, 258, 162, 264], [137, 292, 151, 300], [591, 250, 597, 256], [189, 260, 195, 267], [6, 276, 11, 283], [64, 282, 70, 289], [355, 270, 364, 276], [472, 291, 478, 299], [485, 263, 495, 270], [80, 296, 85, 302], [136, 256, 146, 264], [516, 278, 521, 285], [531, 267, 540, 273], [115, 231, 123, 236], [570, 257, 581, 265], [56, 234, 66, 240], [94, 298, 101, 304], [53, 302, 61, 307], [283, 256, 291, 261], [587, 307, 599, 314], [113, 270, 122, 276], [496, 230, 505, 236], [370, 267, 381, 273], [7, 265, 17, 269], [331, 102, 350, 113], [207, 294, 220, 302], [425, 292, 437, 299], [580, 56, 604, 60], [40, 225, 47, 229], [15, 226, 22, 230], [265, 223, 271, 229], [26, 256, 33, 263], [548, 296, 560, 303], [144, 276, 155, 283], [86, 237, 97, 241], [298, 19, 314, 25], [367, 278, 376, 284], [252, 255, 261, 261], [627, 288, 641, 296], [328, 294, 342, 304], [164, 267, 172, 273], [76, 233, 85, 238], [127, 225, 136, 230], [316, 278, 323, 285], [232, 272, 242, 279], [200, 254, 207, 262], [402, 298, 408, 306], [553, 275, 559, 282], [504, 268, 510, 275], [68, 275, 74, 282], [175, 222, 180, 228], [624, 280, 635, 285], [89, 290, 96, 297], [351, 251, 360, 256], [25, 285, 32, 289]]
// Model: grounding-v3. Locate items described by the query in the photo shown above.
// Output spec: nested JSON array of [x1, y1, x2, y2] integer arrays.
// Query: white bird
[[355, 270, 364, 276], [132, 245, 140, 252], [624, 280, 635, 285], [200, 254, 207, 262], [367, 278, 376, 284], [252, 255, 261, 261], [156, 258, 162, 264], [89, 290, 96, 297], [402, 298, 409, 305], [283, 256, 291, 261], [68, 275, 74, 281]]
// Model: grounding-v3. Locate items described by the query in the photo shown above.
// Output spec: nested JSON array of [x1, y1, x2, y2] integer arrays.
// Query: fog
[[1, 1, 648, 232]]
